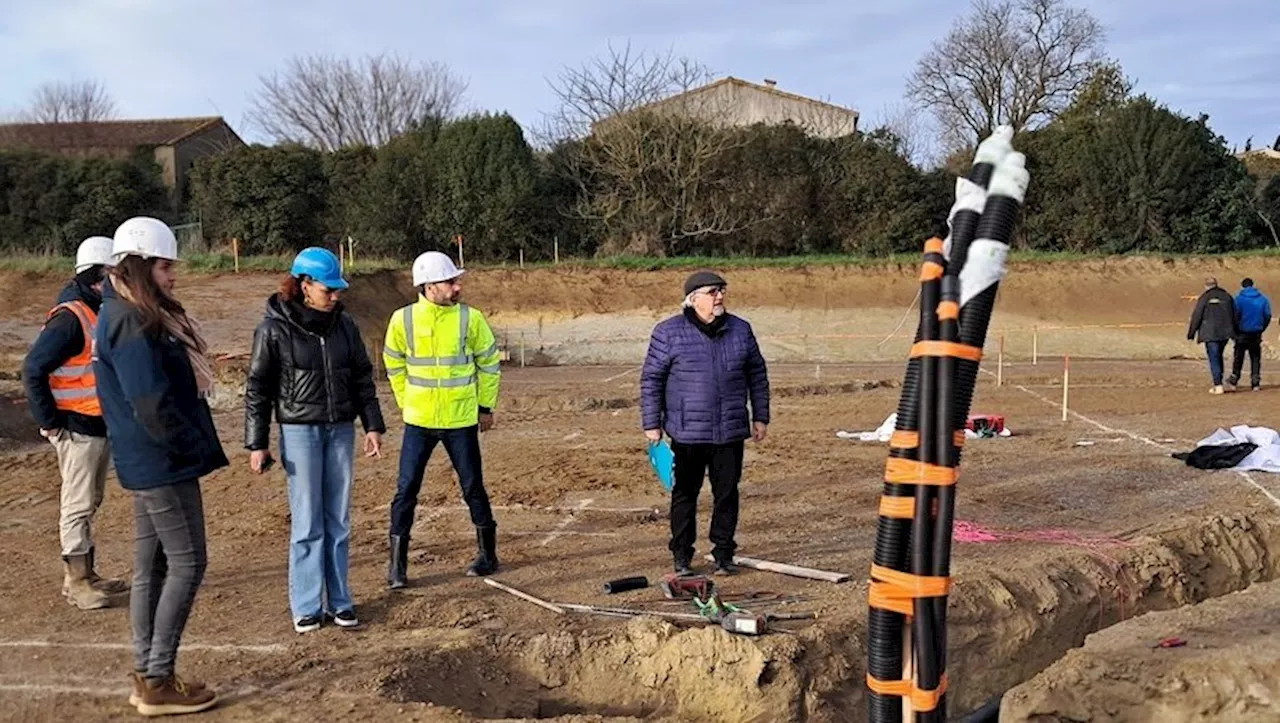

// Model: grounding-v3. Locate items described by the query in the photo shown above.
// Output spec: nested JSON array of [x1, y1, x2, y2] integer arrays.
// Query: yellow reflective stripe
[[474, 342, 499, 361], [477, 363, 500, 373], [401, 303, 475, 367], [387, 368, 406, 377], [407, 375, 475, 388], [383, 346, 405, 361]]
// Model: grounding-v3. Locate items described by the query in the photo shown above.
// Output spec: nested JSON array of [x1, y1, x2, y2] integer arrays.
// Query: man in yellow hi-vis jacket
[[384, 251, 503, 586]]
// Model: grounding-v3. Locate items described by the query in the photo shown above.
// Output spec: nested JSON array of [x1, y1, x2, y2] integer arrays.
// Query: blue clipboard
[[648, 440, 674, 492]]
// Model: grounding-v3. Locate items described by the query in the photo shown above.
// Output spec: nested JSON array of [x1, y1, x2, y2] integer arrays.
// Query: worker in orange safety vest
[[22, 236, 129, 610]]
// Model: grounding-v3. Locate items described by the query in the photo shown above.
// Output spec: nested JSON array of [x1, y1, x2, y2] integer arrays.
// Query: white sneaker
[[330, 610, 359, 628], [293, 615, 321, 633], [1210, 385, 1225, 395]]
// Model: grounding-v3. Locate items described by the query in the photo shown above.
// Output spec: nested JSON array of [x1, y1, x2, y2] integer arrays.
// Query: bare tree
[[247, 52, 468, 151], [869, 101, 931, 166], [544, 42, 764, 254], [540, 41, 713, 141], [20, 79, 117, 123], [907, 0, 1105, 145]]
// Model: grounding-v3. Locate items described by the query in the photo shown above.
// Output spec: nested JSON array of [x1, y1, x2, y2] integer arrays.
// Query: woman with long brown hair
[[93, 217, 227, 716]]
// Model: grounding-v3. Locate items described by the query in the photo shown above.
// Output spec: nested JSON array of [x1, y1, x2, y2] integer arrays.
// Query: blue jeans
[[1205, 341, 1226, 386], [280, 422, 355, 619], [390, 424, 494, 536]]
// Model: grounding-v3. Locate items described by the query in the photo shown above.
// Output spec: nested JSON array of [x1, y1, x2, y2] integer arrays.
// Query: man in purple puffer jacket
[[641, 271, 770, 576]]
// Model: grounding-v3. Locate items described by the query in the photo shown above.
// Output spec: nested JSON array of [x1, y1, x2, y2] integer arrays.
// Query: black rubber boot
[[387, 534, 410, 589], [466, 526, 499, 577]]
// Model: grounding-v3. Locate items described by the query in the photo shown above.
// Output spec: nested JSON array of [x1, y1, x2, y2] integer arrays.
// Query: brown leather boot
[[129, 671, 144, 707], [136, 675, 217, 716], [86, 546, 129, 595], [131, 671, 207, 708], [62, 555, 110, 610]]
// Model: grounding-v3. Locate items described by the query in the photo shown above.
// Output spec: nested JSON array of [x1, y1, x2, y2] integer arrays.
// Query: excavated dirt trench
[[371, 513, 1279, 722]]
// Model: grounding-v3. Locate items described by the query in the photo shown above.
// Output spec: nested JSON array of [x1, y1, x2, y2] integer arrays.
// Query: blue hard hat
[[290, 247, 348, 290]]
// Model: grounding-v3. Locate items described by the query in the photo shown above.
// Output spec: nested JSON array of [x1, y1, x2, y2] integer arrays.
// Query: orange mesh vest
[[46, 300, 102, 417]]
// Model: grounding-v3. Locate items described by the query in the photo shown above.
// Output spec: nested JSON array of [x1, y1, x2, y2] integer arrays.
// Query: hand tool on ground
[[651, 593, 808, 607], [558, 602, 707, 623], [694, 594, 769, 636], [659, 572, 715, 600], [765, 611, 818, 622]]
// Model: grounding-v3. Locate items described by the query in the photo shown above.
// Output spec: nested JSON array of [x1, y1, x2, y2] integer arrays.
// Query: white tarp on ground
[[1195, 426, 1280, 473], [836, 413, 1012, 442]]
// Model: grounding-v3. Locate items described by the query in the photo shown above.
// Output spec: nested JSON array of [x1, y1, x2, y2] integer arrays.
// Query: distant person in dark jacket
[[1227, 278, 1272, 392], [1187, 276, 1237, 394], [640, 271, 770, 576], [94, 217, 225, 715], [244, 248, 385, 634], [23, 236, 129, 611]]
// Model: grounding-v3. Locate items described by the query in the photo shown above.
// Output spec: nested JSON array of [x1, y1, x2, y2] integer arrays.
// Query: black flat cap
[[684, 270, 727, 296]]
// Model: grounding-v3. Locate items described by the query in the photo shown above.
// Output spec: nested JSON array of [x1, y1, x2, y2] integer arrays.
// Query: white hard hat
[[112, 217, 178, 263], [75, 236, 115, 273], [412, 251, 463, 286]]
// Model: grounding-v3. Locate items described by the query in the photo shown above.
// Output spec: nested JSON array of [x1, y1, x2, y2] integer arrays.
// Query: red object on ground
[[1154, 637, 1186, 649], [967, 414, 1005, 434]]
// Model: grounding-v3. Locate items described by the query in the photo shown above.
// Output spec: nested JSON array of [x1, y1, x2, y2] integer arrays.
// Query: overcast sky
[[1, 0, 1277, 151]]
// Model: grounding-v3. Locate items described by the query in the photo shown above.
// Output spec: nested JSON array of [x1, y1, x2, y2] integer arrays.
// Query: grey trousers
[[130, 480, 208, 679]]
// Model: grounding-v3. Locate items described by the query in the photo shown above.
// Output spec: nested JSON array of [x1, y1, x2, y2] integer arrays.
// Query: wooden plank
[[706, 554, 851, 584], [482, 578, 565, 614]]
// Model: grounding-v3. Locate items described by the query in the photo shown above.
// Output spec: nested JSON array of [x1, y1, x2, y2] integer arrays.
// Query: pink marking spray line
[[953, 520, 1135, 628]]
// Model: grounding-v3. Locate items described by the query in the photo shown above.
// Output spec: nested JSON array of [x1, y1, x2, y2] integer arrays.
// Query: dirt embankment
[[372, 512, 1280, 721], [4, 254, 1280, 372], [1001, 578, 1280, 722]]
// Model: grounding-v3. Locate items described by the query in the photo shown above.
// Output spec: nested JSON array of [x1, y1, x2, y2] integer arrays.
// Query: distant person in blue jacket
[[1228, 277, 1272, 392], [640, 271, 770, 576], [94, 217, 226, 716]]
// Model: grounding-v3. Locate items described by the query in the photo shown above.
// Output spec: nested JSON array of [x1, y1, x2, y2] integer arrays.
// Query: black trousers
[[668, 440, 744, 564], [390, 424, 494, 537], [1229, 333, 1263, 388]]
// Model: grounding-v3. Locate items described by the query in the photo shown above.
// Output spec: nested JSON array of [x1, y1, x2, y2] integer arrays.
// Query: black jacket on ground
[[1187, 287, 1237, 343], [22, 279, 107, 437], [1173, 443, 1256, 469], [244, 295, 385, 451]]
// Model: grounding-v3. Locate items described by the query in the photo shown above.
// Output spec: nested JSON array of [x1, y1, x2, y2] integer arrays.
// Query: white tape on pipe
[[958, 239, 1009, 307]]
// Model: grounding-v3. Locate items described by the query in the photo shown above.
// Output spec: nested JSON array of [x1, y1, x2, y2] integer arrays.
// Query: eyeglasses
[[699, 287, 726, 297]]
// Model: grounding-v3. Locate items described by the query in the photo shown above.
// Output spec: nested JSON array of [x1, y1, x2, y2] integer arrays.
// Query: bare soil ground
[[1001, 579, 1280, 722], [1, 261, 1279, 722]]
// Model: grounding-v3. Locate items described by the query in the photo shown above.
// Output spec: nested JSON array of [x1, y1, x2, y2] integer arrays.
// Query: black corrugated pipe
[[867, 239, 933, 723], [867, 126, 1029, 723], [910, 236, 946, 717], [919, 137, 1011, 723]]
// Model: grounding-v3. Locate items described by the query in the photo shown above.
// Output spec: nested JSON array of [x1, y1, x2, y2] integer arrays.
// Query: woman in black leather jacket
[[244, 247, 385, 633]]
